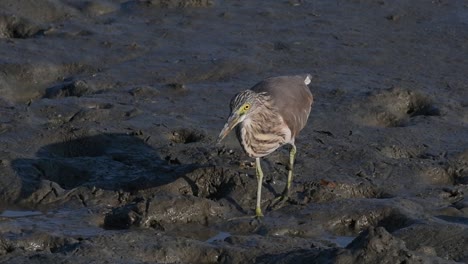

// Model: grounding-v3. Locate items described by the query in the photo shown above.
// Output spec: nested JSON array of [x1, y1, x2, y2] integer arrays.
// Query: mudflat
[[0, 0, 467, 263]]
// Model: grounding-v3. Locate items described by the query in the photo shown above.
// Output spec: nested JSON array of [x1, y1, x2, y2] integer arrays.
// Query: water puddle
[[0, 210, 44, 218], [323, 235, 355, 248], [205, 231, 231, 244], [0, 208, 106, 238], [435, 215, 468, 226]]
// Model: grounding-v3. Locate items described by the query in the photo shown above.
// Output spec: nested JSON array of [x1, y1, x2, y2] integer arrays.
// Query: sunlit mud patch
[[184, 166, 245, 199], [0, 62, 97, 103], [419, 166, 454, 185], [299, 179, 391, 204], [149, 166, 254, 216], [44, 80, 96, 99], [170, 128, 206, 144], [104, 194, 229, 230], [448, 149, 468, 185], [377, 144, 428, 159], [0, 14, 45, 39], [327, 203, 414, 236], [354, 87, 440, 127]]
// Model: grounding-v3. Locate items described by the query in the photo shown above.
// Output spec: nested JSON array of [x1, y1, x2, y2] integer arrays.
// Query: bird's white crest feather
[[304, 75, 311, 85]]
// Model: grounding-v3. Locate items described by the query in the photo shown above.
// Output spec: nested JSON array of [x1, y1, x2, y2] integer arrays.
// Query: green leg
[[282, 144, 297, 198], [255, 157, 264, 217], [269, 144, 296, 210]]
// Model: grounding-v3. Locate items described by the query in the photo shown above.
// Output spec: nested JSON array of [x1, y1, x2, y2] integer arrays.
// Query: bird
[[217, 74, 313, 217]]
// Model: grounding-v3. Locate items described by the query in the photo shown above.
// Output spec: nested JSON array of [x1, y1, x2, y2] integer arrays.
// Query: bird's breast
[[238, 116, 292, 158]]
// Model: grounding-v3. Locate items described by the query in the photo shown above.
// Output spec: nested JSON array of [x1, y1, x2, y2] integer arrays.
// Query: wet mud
[[1, 0, 467, 263]]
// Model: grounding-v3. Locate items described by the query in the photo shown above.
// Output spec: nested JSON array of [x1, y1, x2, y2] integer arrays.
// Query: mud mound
[[128, 85, 160, 98], [186, 166, 247, 200], [0, 14, 44, 39], [327, 203, 414, 236], [355, 87, 440, 127], [0, 230, 77, 257], [300, 179, 390, 203], [44, 80, 96, 99], [104, 194, 229, 230], [336, 227, 436, 264], [170, 128, 206, 144], [395, 223, 468, 262], [0, 0, 72, 24], [0, 62, 96, 103], [11, 133, 195, 203], [377, 144, 427, 159], [419, 165, 454, 185], [257, 227, 451, 264], [448, 149, 468, 185], [150, 165, 254, 213]]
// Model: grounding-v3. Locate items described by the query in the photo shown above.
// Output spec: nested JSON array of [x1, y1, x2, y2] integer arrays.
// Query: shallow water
[[0, 208, 106, 238], [205, 231, 232, 244], [0, 210, 43, 218], [323, 235, 355, 248]]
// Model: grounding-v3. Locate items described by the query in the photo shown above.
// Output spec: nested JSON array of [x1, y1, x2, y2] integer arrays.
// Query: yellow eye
[[243, 104, 250, 110]]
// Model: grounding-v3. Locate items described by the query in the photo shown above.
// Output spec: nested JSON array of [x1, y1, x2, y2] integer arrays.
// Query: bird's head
[[217, 90, 260, 143]]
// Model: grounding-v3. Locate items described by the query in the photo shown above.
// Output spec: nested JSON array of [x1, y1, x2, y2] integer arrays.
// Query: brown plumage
[[250, 75, 313, 138]]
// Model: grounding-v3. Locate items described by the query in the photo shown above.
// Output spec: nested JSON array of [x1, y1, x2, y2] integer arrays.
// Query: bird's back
[[251, 74, 313, 138]]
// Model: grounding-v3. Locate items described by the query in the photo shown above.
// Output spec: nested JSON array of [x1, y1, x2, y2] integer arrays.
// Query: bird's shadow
[[11, 133, 199, 204]]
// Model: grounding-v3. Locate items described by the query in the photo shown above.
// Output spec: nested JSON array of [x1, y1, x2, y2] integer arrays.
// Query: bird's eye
[[243, 104, 250, 110]]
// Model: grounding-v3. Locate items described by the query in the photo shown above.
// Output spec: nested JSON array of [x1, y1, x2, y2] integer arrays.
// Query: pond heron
[[218, 74, 313, 217]]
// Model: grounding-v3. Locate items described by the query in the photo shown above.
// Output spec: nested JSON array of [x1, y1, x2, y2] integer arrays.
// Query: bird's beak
[[217, 112, 241, 143]]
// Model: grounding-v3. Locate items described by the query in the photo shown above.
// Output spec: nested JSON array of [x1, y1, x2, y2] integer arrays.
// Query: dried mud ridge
[[1, 0, 468, 263]]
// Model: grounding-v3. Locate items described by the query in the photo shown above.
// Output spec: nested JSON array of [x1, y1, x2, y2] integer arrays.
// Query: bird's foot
[[227, 213, 263, 222], [255, 207, 264, 218], [268, 194, 289, 211], [226, 206, 264, 221]]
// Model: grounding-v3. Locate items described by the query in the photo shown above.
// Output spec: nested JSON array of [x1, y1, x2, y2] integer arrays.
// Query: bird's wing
[[251, 74, 313, 137]]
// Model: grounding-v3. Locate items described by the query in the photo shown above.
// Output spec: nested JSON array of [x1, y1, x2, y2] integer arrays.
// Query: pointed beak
[[217, 112, 241, 144]]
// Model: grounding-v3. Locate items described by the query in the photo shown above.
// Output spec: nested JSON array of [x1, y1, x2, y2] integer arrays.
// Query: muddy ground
[[0, 0, 467, 263]]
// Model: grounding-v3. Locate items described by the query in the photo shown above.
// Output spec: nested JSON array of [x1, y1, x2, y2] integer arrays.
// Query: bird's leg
[[255, 157, 264, 217], [269, 144, 296, 210], [228, 158, 264, 220], [283, 143, 297, 198]]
